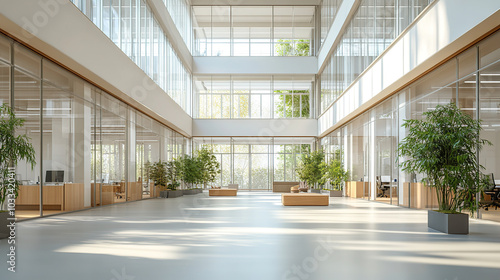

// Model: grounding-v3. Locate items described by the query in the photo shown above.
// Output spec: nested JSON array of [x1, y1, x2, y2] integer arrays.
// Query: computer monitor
[[45, 170, 64, 183]]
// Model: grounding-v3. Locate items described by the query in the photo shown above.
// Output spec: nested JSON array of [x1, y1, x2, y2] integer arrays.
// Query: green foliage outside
[[0, 104, 36, 209], [397, 103, 490, 215], [296, 149, 327, 189], [275, 91, 310, 118], [275, 39, 310, 56]]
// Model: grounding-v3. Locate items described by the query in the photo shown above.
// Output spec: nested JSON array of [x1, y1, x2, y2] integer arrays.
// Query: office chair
[[376, 176, 387, 197], [481, 173, 500, 211]]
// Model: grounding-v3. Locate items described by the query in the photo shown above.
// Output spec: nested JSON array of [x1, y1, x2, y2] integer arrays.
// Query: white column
[[128, 110, 136, 182]]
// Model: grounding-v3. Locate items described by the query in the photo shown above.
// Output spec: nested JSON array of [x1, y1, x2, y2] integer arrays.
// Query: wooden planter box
[[209, 189, 237, 196], [282, 193, 329, 206]]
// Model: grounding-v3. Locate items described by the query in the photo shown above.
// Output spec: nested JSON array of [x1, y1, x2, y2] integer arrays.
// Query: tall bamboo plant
[[397, 103, 490, 214], [0, 104, 36, 209]]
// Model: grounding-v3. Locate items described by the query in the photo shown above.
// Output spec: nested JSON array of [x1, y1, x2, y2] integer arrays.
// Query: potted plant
[[179, 155, 202, 195], [166, 158, 183, 198], [296, 149, 326, 193], [197, 147, 220, 191], [398, 103, 490, 234], [325, 159, 349, 197], [148, 161, 168, 198], [0, 104, 36, 239]]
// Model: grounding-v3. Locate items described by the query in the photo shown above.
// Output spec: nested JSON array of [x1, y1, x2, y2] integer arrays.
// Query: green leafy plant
[[325, 159, 349, 191], [197, 147, 220, 188], [166, 158, 181, 190], [296, 149, 326, 189], [397, 103, 490, 214], [0, 104, 36, 209], [180, 155, 203, 188], [148, 161, 167, 191]]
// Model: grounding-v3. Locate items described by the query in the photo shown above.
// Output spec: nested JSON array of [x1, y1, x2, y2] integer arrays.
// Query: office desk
[[16, 184, 84, 211]]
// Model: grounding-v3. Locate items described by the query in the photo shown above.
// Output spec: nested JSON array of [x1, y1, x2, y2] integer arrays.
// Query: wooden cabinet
[[127, 182, 142, 201], [17, 184, 84, 211], [346, 181, 364, 198], [402, 182, 439, 209]]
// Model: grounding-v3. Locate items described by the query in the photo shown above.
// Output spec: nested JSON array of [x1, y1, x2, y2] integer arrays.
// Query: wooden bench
[[281, 193, 329, 206], [209, 189, 237, 196]]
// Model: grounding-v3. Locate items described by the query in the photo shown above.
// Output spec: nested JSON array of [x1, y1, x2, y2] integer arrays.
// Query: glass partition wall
[[194, 75, 313, 119], [0, 34, 187, 220], [193, 6, 316, 57], [320, 30, 500, 221], [193, 137, 315, 190]]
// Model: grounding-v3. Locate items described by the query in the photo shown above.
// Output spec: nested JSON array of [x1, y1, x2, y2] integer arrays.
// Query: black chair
[[376, 176, 388, 198], [481, 173, 500, 211]]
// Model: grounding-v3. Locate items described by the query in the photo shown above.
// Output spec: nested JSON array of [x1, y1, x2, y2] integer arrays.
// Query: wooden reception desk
[[16, 183, 84, 211]]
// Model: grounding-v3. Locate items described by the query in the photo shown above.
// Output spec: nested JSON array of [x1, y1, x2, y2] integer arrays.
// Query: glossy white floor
[[2, 192, 500, 280]]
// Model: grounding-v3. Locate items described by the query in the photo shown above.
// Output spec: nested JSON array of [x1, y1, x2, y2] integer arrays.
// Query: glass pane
[[13, 69, 41, 220]]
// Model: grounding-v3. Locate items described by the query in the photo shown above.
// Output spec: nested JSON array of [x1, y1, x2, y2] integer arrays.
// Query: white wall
[[318, 0, 500, 137], [193, 119, 317, 137], [193, 56, 317, 75], [0, 0, 192, 137]]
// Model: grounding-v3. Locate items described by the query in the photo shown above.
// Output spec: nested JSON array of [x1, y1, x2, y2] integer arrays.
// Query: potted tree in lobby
[[198, 147, 220, 192], [179, 155, 202, 195], [325, 159, 349, 197], [148, 161, 168, 198], [398, 103, 490, 234], [297, 149, 326, 193], [165, 158, 183, 198], [0, 104, 36, 239]]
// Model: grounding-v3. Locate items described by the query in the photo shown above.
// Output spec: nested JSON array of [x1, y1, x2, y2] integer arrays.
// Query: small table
[[209, 189, 237, 196], [282, 193, 329, 206]]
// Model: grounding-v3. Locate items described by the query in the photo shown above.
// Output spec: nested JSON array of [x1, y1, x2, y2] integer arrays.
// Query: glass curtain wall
[[320, 0, 433, 113], [70, 0, 192, 114], [193, 6, 315, 56], [320, 0, 343, 46], [194, 75, 313, 119], [320, 30, 500, 221], [193, 137, 315, 190], [1, 33, 187, 220], [162, 0, 192, 51]]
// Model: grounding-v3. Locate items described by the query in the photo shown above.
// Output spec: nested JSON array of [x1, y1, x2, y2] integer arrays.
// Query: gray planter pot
[[329, 190, 343, 197], [182, 189, 196, 195], [159, 191, 169, 198], [0, 211, 10, 239], [310, 189, 321, 193], [168, 190, 183, 198], [428, 210, 469, 234]]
